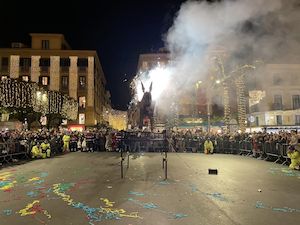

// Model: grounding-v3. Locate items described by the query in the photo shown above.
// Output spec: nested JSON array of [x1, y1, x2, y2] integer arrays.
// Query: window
[[41, 76, 49, 86], [20, 58, 31, 67], [79, 76, 86, 89], [276, 115, 282, 125], [295, 115, 300, 125], [41, 40, 50, 49], [39, 58, 50, 67], [79, 96, 86, 108], [79, 113, 85, 125], [77, 58, 88, 67], [1, 57, 8, 66], [273, 74, 283, 85], [1, 75, 8, 81], [274, 95, 282, 110], [61, 76, 68, 89], [255, 117, 259, 126], [60, 58, 70, 67], [142, 61, 148, 69], [22, 76, 29, 82], [292, 95, 300, 109]]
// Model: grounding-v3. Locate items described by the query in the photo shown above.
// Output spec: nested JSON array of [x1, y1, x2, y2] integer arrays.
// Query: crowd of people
[[0, 128, 299, 170], [0, 128, 120, 159]]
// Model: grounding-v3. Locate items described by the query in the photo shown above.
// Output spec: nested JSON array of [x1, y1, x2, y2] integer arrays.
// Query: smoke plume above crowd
[[133, 0, 300, 105]]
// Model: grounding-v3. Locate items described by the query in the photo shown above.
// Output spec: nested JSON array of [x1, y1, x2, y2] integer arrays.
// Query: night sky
[[0, 0, 187, 110]]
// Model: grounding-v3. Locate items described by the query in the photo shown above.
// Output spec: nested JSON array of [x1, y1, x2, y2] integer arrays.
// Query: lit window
[[41, 40, 50, 49], [61, 76, 68, 89], [1, 75, 8, 81], [295, 115, 300, 125], [41, 76, 49, 85], [142, 61, 148, 69], [79, 76, 86, 88], [292, 95, 300, 110], [276, 115, 282, 125], [79, 113, 85, 124], [22, 76, 29, 82], [79, 96, 86, 108]]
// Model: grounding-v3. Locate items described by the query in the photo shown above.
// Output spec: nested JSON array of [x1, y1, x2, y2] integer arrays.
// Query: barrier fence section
[[1, 135, 292, 168], [0, 140, 29, 164]]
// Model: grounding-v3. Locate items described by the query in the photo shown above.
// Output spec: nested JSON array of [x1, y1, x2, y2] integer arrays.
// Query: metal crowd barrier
[[0, 140, 29, 165], [280, 144, 290, 166]]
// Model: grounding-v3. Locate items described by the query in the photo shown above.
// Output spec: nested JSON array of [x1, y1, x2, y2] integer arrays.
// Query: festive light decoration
[[50, 56, 60, 91], [69, 56, 78, 100], [0, 78, 78, 120], [214, 57, 231, 131], [9, 55, 20, 79], [30, 56, 41, 83], [249, 90, 266, 107], [235, 74, 246, 132], [87, 57, 94, 107]]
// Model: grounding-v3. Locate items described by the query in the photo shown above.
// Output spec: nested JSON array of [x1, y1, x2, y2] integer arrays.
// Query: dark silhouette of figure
[[139, 82, 154, 130]]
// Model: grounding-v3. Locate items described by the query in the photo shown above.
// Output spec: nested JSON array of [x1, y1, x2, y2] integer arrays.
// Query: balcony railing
[[272, 103, 283, 110], [20, 66, 30, 73], [1, 66, 8, 73], [40, 66, 49, 73], [60, 66, 69, 73], [78, 67, 87, 73]]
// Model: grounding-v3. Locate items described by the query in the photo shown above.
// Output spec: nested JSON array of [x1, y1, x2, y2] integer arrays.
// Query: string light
[[0, 78, 78, 120], [235, 74, 246, 132]]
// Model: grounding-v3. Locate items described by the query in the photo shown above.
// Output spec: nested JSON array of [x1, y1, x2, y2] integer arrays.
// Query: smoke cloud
[[133, 0, 300, 120], [166, 0, 300, 82]]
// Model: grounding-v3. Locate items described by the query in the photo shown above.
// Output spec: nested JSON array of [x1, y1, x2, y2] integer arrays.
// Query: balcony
[[60, 66, 69, 73], [20, 66, 30, 73], [1, 66, 8, 73], [40, 66, 49, 73], [272, 103, 283, 111], [78, 67, 87, 73]]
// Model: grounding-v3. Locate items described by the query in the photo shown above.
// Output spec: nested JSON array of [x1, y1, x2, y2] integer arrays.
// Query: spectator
[[204, 137, 214, 154]]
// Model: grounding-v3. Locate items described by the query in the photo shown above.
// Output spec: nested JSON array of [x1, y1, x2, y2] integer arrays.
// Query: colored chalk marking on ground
[[27, 177, 41, 182], [18, 200, 52, 220], [158, 180, 170, 185], [172, 213, 188, 219], [33, 179, 45, 185], [269, 168, 300, 178], [189, 184, 200, 192], [40, 172, 48, 178], [128, 191, 145, 196], [27, 191, 39, 198], [3, 209, 12, 216], [52, 183, 142, 225], [128, 198, 186, 219], [0, 172, 17, 192], [255, 201, 300, 213], [206, 192, 229, 202]]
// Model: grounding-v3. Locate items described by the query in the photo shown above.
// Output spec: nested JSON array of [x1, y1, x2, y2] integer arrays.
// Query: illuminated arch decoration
[[0, 78, 78, 120]]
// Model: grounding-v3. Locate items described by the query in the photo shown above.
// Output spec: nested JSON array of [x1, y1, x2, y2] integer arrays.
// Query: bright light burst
[[135, 66, 172, 102]]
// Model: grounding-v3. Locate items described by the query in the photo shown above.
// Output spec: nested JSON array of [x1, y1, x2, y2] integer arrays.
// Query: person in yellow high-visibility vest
[[31, 143, 42, 159], [41, 140, 51, 158], [287, 147, 300, 170], [204, 138, 214, 154], [62, 133, 71, 152]]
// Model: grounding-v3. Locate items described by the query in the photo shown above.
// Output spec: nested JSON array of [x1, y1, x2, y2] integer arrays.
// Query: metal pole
[[127, 151, 130, 169], [207, 100, 211, 133], [121, 147, 124, 179], [164, 151, 168, 180], [164, 153, 168, 180]]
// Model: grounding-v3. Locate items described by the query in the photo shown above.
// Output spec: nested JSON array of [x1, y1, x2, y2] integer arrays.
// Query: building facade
[[0, 33, 110, 127], [248, 64, 300, 127]]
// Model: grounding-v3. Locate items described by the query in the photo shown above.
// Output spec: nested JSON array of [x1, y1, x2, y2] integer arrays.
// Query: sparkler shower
[[132, 0, 300, 109]]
